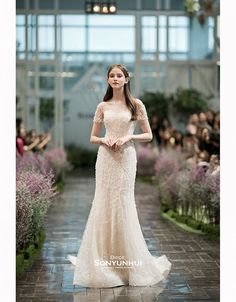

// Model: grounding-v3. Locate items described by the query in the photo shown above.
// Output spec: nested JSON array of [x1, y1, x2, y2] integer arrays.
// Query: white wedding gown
[[67, 99, 171, 288]]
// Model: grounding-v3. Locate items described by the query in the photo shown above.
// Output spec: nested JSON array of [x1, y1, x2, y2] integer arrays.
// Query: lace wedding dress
[[67, 99, 171, 288]]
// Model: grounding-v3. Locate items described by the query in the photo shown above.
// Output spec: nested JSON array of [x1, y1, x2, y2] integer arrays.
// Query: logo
[[94, 255, 143, 269]]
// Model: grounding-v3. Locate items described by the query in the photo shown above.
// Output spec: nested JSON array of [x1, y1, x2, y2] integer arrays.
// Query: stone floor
[[16, 171, 220, 302]]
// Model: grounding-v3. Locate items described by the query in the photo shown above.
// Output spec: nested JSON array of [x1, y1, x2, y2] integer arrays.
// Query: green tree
[[171, 87, 208, 115], [140, 91, 170, 121]]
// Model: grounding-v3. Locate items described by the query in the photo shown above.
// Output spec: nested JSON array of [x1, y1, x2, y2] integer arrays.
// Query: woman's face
[[163, 119, 169, 127], [206, 111, 214, 121], [199, 112, 206, 122], [20, 126, 27, 138], [107, 67, 128, 90], [191, 114, 199, 124]]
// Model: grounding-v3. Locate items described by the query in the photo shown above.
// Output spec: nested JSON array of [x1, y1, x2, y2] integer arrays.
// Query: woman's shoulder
[[95, 101, 106, 111], [134, 98, 148, 120], [134, 98, 146, 108]]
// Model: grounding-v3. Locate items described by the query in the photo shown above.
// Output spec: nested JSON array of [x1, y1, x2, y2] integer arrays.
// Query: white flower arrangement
[[184, 0, 200, 14]]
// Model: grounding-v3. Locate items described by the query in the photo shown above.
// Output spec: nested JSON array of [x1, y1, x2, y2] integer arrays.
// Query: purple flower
[[190, 165, 206, 183], [44, 147, 70, 174], [16, 152, 52, 177], [16, 155, 57, 252], [136, 145, 156, 176], [205, 172, 220, 194], [154, 152, 178, 179], [136, 145, 155, 162]]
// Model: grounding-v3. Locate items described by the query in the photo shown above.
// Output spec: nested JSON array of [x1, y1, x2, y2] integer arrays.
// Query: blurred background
[[16, 0, 220, 153]]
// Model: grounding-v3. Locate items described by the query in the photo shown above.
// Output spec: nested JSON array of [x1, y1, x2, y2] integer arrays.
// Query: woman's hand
[[112, 135, 132, 151], [101, 137, 116, 148], [101, 135, 132, 151]]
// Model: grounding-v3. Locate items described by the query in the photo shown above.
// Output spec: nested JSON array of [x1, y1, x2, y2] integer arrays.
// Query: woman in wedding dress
[[67, 64, 171, 288]]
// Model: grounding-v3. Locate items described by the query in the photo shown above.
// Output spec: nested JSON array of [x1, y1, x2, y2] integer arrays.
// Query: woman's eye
[[109, 74, 123, 78]]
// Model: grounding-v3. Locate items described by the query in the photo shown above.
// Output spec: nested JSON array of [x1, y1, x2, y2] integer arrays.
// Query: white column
[[35, 13, 40, 132], [55, 13, 64, 148], [24, 12, 28, 127], [134, 12, 141, 97]]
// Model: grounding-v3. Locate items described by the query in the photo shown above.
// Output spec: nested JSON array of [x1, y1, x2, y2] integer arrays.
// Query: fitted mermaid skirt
[[67, 142, 171, 288]]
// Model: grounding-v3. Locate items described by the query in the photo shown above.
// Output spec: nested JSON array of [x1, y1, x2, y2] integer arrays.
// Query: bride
[[67, 64, 172, 288]]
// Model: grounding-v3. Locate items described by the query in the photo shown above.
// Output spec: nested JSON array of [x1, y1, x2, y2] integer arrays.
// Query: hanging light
[[85, 1, 117, 14], [101, 3, 109, 13], [93, 2, 101, 13], [109, 3, 117, 13]]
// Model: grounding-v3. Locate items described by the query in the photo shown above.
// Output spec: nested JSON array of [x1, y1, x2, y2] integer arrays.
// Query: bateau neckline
[[105, 108, 131, 114], [103, 101, 130, 112]]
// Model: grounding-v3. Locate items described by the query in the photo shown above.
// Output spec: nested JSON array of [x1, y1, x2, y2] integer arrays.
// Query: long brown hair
[[103, 64, 138, 120]]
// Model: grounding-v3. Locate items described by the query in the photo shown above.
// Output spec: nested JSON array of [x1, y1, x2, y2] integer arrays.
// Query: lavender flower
[[44, 147, 69, 171], [16, 165, 56, 252], [190, 165, 206, 183], [136, 145, 156, 176], [154, 152, 179, 180], [16, 152, 51, 177], [205, 172, 220, 194]]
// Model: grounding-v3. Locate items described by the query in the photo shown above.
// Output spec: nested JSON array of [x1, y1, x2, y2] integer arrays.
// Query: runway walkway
[[16, 171, 220, 302]]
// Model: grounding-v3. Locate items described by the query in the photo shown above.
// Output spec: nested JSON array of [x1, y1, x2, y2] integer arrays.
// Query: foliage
[[16, 229, 45, 277], [39, 97, 55, 122], [39, 98, 69, 130], [16, 168, 56, 253], [16, 148, 70, 275], [163, 210, 219, 237], [171, 87, 208, 115], [184, 0, 217, 27], [65, 144, 97, 168], [16, 152, 51, 177], [184, 0, 200, 15], [154, 149, 220, 229], [139, 91, 170, 121], [16, 153, 57, 253]]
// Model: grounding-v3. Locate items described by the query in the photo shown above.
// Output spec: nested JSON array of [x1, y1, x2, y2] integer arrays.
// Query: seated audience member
[[24, 129, 41, 152], [186, 113, 199, 135], [207, 154, 220, 175], [159, 118, 173, 148], [197, 150, 210, 164], [16, 125, 27, 156], [150, 114, 161, 147], [205, 110, 215, 128], [198, 112, 212, 131]]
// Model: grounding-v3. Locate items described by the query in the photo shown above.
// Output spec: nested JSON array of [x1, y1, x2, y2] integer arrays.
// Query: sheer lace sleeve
[[93, 102, 104, 123], [136, 99, 148, 121]]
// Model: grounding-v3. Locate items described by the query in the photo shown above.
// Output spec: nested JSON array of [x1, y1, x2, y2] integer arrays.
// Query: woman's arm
[[130, 98, 153, 143], [26, 137, 40, 151], [130, 119, 153, 143], [90, 121, 117, 149], [37, 133, 51, 149], [90, 122, 103, 145]]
